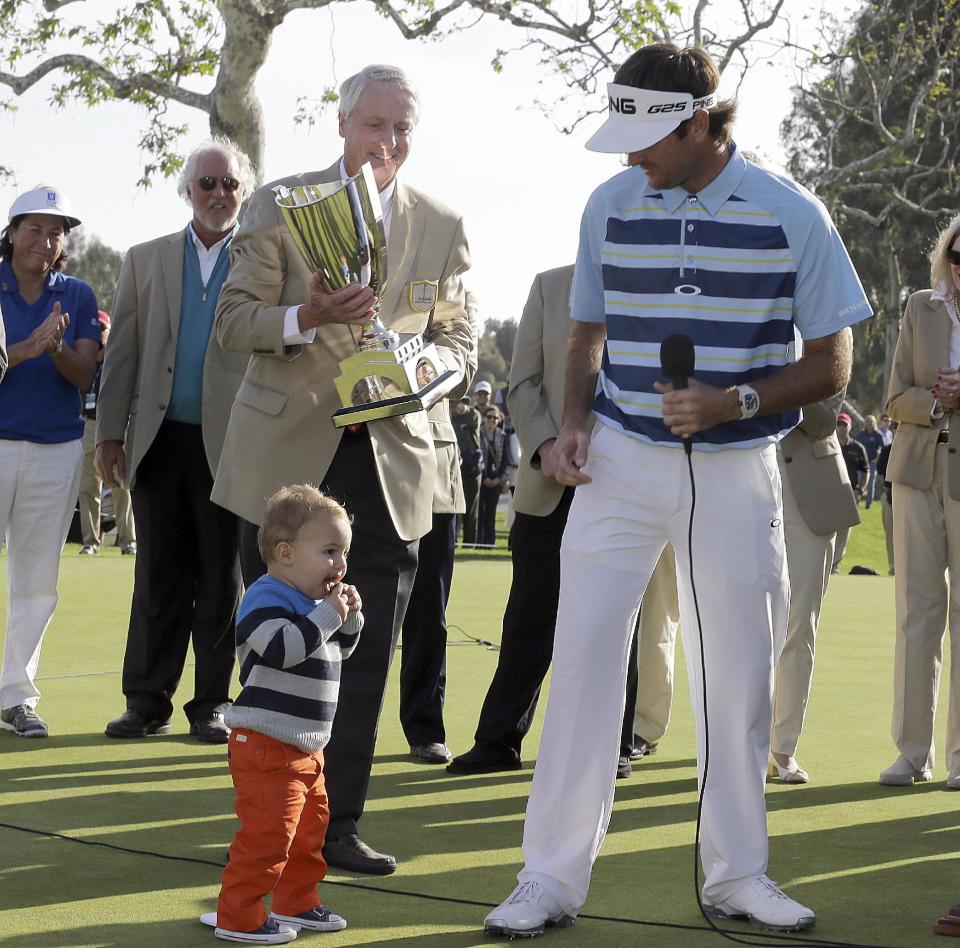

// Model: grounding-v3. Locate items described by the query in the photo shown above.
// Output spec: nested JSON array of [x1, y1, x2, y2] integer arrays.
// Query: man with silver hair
[[96, 136, 254, 744], [212, 63, 473, 877]]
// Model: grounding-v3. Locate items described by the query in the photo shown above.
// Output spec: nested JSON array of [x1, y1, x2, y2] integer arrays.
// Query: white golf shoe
[[703, 875, 815, 932], [484, 880, 576, 938]]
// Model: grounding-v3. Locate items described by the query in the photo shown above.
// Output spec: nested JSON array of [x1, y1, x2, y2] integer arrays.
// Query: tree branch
[[0, 54, 210, 112]]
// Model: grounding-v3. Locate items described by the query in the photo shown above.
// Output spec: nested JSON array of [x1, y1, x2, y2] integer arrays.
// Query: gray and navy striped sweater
[[224, 574, 363, 752]]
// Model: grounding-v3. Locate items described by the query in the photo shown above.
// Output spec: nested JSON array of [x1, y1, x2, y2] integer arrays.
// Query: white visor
[[585, 84, 718, 154]]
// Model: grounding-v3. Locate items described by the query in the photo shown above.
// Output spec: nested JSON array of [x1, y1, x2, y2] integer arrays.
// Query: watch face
[[745, 392, 759, 413]]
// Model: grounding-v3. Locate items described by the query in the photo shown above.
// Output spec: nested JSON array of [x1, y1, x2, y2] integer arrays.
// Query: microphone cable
[[681, 445, 871, 948]]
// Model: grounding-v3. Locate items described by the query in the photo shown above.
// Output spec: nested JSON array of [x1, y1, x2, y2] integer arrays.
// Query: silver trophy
[[273, 163, 457, 427]]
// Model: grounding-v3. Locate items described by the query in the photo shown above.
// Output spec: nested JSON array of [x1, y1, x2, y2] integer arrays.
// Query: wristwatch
[[736, 384, 760, 420]]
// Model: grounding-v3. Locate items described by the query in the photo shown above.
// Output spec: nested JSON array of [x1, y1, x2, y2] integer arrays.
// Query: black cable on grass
[[680, 451, 880, 948], [0, 819, 906, 948]]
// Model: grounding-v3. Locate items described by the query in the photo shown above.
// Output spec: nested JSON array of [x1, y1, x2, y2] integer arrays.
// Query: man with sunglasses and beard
[[96, 138, 256, 745]]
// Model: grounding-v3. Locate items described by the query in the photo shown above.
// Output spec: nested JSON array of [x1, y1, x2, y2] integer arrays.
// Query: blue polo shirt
[[571, 144, 872, 451], [0, 260, 100, 443]]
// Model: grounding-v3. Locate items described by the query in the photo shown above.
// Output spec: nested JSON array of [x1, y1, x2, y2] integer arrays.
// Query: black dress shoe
[[105, 709, 171, 739], [410, 742, 453, 764], [322, 834, 397, 875], [446, 744, 521, 776], [190, 712, 230, 744], [616, 755, 632, 779], [629, 736, 658, 761]]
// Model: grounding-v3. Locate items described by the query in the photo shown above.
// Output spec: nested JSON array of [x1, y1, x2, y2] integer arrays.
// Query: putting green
[[0, 506, 953, 947]]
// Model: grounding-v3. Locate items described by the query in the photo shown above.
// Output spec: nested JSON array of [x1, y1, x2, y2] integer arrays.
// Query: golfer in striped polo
[[484, 43, 871, 938]]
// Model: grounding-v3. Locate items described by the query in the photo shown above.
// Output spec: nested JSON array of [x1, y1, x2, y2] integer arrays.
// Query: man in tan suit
[[447, 265, 677, 777], [400, 292, 478, 764], [771, 394, 860, 782], [213, 64, 472, 874], [96, 138, 255, 743]]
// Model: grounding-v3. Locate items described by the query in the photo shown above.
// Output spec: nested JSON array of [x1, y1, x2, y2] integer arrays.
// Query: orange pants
[[217, 728, 329, 933]]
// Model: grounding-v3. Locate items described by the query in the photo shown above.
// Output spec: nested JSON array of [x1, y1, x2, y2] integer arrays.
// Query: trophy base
[[332, 369, 459, 428]]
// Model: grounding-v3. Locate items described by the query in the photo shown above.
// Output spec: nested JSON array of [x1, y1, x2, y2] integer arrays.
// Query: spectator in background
[[473, 379, 492, 412], [879, 413, 895, 447], [880, 211, 960, 789], [0, 185, 99, 738], [478, 404, 508, 548], [832, 412, 869, 574], [856, 414, 884, 507], [501, 404, 521, 547], [448, 266, 679, 780], [97, 137, 254, 744], [451, 395, 482, 546], [772, 394, 859, 783], [876, 427, 896, 575], [400, 311, 479, 763], [78, 310, 136, 556]]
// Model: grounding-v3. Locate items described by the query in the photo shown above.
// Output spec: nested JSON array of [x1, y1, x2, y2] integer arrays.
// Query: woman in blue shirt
[[0, 186, 99, 738]]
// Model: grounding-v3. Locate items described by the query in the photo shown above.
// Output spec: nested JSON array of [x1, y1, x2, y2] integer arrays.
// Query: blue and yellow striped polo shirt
[[571, 145, 871, 451]]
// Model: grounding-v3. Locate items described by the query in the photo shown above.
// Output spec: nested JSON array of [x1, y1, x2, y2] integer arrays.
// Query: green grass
[[0, 508, 954, 948]]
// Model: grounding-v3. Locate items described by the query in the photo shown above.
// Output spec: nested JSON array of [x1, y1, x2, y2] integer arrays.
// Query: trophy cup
[[273, 163, 458, 428]]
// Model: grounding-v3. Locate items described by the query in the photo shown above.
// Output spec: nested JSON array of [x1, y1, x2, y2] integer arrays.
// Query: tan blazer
[[211, 162, 473, 539], [886, 289, 960, 492], [427, 289, 479, 516], [508, 265, 584, 518], [97, 229, 250, 485], [779, 393, 860, 535]]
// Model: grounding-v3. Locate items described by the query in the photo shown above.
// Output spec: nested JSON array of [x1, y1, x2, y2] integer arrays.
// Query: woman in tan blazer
[[881, 212, 960, 788]]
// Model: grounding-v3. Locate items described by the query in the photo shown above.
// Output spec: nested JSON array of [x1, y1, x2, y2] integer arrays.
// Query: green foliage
[[477, 317, 517, 388], [65, 233, 125, 312], [782, 0, 959, 408], [1, 0, 222, 186], [478, 329, 508, 386]]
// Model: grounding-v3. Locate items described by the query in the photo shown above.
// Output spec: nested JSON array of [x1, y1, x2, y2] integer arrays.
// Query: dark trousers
[[123, 420, 240, 723], [477, 483, 500, 547], [622, 619, 640, 757], [473, 487, 638, 756], [473, 490, 572, 754], [399, 512, 456, 746], [238, 428, 418, 840], [461, 470, 480, 544]]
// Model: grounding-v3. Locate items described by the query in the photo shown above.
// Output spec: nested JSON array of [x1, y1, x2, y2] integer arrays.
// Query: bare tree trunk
[[883, 235, 902, 404], [209, 0, 277, 181]]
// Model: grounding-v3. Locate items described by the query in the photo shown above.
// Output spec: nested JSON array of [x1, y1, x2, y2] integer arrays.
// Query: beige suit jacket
[[427, 289, 479, 516], [508, 265, 583, 518], [779, 393, 860, 535], [96, 228, 250, 486], [886, 289, 959, 491], [211, 162, 472, 539]]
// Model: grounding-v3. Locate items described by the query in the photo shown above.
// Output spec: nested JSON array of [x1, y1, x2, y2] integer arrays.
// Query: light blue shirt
[[571, 145, 872, 450]]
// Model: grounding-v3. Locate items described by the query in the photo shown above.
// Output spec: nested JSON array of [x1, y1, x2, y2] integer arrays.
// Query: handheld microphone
[[659, 334, 695, 455]]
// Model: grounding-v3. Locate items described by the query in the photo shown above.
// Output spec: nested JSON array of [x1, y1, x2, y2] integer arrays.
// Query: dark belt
[[938, 429, 950, 444]]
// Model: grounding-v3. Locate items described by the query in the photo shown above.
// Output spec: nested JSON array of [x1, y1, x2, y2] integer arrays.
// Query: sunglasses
[[196, 176, 241, 192], [484, 413, 499, 419], [948, 249, 960, 266]]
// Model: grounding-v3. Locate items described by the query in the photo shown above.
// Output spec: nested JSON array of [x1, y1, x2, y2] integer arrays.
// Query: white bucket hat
[[585, 84, 718, 154], [8, 185, 81, 228]]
